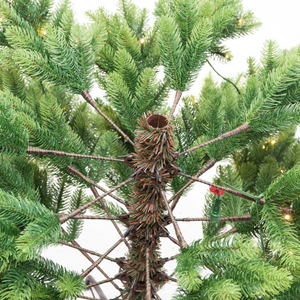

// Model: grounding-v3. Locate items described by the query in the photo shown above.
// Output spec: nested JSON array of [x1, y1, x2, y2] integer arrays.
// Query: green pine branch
[[0, 190, 61, 260], [176, 236, 293, 299], [0, 93, 29, 156]]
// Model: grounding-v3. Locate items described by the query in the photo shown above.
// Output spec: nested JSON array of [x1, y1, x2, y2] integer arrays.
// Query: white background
[[43, 1, 300, 299]]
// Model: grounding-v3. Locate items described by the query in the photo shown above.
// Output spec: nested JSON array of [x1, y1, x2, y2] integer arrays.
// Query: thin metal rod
[[60, 229, 120, 292], [159, 185, 188, 248], [169, 271, 175, 278], [179, 173, 265, 204], [86, 275, 109, 300], [218, 227, 237, 239], [91, 186, 131, 249], [66, 165, 127, 206], [170, 158, 216, 210], [27, 146, 123, 162], [126, 278, 137, 300], [81, 238, 124, 278], [87, 271, 126, 288], [82, 90, 134, 146], [78, 296, 99, 300], [60, 178, 133, 224], [176, 213, 252, 222], [58, 214, 119, 220], [169, 90, 183, 117], [168, 235, 180, 247], [169, 277, 177, 282], [57, 240, 116, 262], [179, 123, 250, 156], [150, 280, 162, 300], [89, 287, 96, 298], [164, 255, 178, 262]]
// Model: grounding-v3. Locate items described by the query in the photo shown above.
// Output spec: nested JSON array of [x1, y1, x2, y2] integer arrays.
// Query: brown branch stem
[[170, 158, 216, 210], [60, 178, 133, 224], [57, 240, 116, 262], [126, 278, 137, 300], [179, 123, 250, 156], [159, 186, 188, 249], [58, 214, 119, 220], [81, 238, 124, 278], [27, 146, 123, 162], [150, 280, 162, 300], [164, 255, 178, 262], [176, 213, 252, 222], [169, 90, 183, 118], [279, 206, 292, 214], [66, 165, 127, 206], [90, 186, 131, 249], [86, 271, 126, 288], [168, 277, 177, 282], [81, 90, 134, 146], [218, 227, 238, 239], [180, 173, 265, 204], [168, 235, 180, 247], [60, 229, 120, 292]]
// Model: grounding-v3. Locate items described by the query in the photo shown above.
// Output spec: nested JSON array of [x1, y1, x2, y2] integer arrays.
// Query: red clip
[[210, 186, 224, 196]]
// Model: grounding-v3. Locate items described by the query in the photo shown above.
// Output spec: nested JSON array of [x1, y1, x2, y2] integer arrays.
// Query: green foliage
[[171, 74, 246, 195], [65, 189, 85, 241], [200, 279, 241, 300], [0, 220, 19, 273], [117, 0, 148, 38], [262, 203, 300, 273], [275, 281, 300, 300], [10, 0, 53, 31], [0, 154, 38, 202], [0, 190, 61, 260], [1, 2, 105, 94], [0, 266, 36, 300], [176, 237, 292, 299], [0, 86, 115, 186], [86, 1, 169, 134], [158, 16, 184, 90], [182, 129, 300, 299], [0, 93, 29, 156], [0, 48, 27, 100], [156, 0, 260, 91], [232, 128, 299, 192], [0, 255, 84, 300], [50, 176, 72, 213], [265, 162, 300, 206], [55, 273, 85, 299], [31, 166, 88, 241], [246, 43, 300, 132], [106, 65, 166, 131]]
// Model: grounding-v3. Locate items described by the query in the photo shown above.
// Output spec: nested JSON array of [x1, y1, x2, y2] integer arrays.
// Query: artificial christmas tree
[[1, 0, 300, 299]]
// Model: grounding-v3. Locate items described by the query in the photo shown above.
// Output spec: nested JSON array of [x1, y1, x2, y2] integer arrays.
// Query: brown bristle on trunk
[[121, 112, 179, 299]]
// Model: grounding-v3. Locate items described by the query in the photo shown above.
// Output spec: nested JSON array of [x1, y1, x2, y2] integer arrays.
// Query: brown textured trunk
[[121, 113, 184, 299]]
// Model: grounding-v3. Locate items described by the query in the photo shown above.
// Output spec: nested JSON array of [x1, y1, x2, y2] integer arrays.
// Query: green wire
[[206, 59, 241, 95]]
